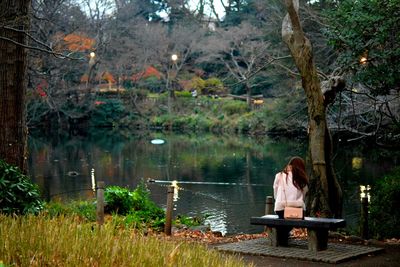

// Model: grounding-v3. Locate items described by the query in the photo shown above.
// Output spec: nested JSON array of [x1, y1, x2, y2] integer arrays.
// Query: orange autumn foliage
[[80, 74, 89, 83], [132, 66, 162, 81], [63, 33, 95, 52], [102, 71, 116, 83]]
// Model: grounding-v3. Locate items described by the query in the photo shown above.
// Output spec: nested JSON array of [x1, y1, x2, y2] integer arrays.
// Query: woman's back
[[273, 171, 307, 211]]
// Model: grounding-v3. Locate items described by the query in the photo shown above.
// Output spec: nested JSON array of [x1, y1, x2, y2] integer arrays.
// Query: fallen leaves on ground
[[165, 228, 400, 246], [152, 228, 400, 248], [169, 229, 268, 244], [385, 238, 400, 244], [165, 228, 310, 244]]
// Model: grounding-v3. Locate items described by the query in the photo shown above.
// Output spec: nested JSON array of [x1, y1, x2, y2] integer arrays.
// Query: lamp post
[[170, 53, 178, 95], [87, 51, 96, 89], [167, 53, 178, 113]]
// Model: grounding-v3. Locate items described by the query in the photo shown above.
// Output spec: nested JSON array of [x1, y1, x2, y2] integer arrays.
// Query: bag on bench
[[284, 206, 303, 219]]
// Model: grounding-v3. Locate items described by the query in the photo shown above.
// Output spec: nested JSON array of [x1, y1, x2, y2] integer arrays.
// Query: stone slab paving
[[216, 238, 384, 264]]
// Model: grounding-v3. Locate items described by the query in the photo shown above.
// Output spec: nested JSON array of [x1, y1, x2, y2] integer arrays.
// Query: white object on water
[[151, 139, 165, 145]]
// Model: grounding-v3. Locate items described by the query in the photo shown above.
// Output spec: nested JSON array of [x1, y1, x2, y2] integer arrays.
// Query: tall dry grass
[[0, 215, 251, 267]]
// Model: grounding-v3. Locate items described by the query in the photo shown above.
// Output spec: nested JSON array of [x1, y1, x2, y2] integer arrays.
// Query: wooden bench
[[250, 215, 346, 251]]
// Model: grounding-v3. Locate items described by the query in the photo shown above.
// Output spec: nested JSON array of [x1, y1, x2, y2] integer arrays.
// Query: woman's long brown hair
[[284, 156, 309, 190]]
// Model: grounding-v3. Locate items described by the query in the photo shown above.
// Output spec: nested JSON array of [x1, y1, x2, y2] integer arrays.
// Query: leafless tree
[[132, 21, 206, 113], [199, 22, 288, 107], [327, 85, 400, 146]]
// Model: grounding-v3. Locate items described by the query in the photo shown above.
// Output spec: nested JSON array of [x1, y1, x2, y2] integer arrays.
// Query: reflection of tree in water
[[33, 129, 400, 233]]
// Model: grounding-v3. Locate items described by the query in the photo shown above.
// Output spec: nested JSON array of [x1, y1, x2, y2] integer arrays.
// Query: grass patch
[[0, 215, 250, 266]]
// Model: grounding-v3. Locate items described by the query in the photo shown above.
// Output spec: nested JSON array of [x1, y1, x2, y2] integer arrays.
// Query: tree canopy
[[325, 0, 400, 95]]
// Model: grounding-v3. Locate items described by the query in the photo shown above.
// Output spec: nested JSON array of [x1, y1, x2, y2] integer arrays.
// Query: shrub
[[237, 114, 252, 133], [369, 167, 400, 239], [0, 159, 43, 215], [139, 76, 164, 93], [189, 115, 212, 131], [105, 182, 164, 216], [151, 114, 173, 128], [90, 99, 127, 127], [175, 90, 192, 98], [203, 77, 225, 95], [221, 100, 249, 115], [190, 77, 206, 92], [105, 182, 165, 230]]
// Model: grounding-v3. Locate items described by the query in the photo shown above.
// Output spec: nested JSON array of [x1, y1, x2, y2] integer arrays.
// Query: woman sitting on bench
[[273, 156, 309, 219]]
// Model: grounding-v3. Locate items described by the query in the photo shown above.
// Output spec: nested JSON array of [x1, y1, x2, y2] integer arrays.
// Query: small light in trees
[[359, 50, 368, 65], [359, 185, 371, 202], [171, 54, 178, 62], [352, 157, 363, 170], [90, 52, 96, 58], [360, 56, 367, 65]]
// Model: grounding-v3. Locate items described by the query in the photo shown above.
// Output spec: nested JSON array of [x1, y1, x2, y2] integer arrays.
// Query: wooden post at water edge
[[360, 197, 369, 240], [265, 196, 274, 215], [96, 181, 105, 225], [164, 186, 174, 236]]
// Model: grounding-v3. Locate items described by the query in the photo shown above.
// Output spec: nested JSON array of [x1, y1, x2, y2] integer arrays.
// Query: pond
[[28, 129, 398, 235]]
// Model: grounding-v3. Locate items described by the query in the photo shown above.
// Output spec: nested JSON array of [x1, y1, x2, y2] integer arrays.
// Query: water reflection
[[27, 129, 398, 235]]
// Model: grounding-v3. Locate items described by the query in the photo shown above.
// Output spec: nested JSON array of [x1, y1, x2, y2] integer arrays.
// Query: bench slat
[[250, 216, 346, 229]]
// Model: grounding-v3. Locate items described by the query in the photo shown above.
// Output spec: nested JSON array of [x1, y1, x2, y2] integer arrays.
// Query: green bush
[[105, 182, 165, 230], [237, 114, 252, 133], [188, 115, 212, 131], [203, 77, 225, 95], [190, 77, 206, 92], [105, 186, 136, 215], [221, 100, 249, 115], [139, 76, 164, 93], [175, 90, 192, 98], [0, 159, 43, 215], [105, 182, 164, 216], [90, 99, 127, 127], [151, 114, 173, 128], [369, 167, 400, 239]]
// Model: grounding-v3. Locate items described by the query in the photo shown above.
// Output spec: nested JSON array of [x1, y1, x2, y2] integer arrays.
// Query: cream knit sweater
[[273, 171, 307, 212]]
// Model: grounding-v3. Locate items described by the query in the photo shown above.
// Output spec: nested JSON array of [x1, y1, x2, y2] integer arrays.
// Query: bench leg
[[308, 229, 328, 251], [266, 227, 289, 247], [266, 227, 278, 246]]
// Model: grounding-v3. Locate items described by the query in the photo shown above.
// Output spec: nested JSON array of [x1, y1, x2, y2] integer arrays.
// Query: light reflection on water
[[27, 130, 398, 235], [203, 208, 228, 235]]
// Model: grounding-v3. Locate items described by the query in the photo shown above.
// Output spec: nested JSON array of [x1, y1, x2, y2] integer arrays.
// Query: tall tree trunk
[[0, 0, 31, 172], [281, 0, 342, 218]]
